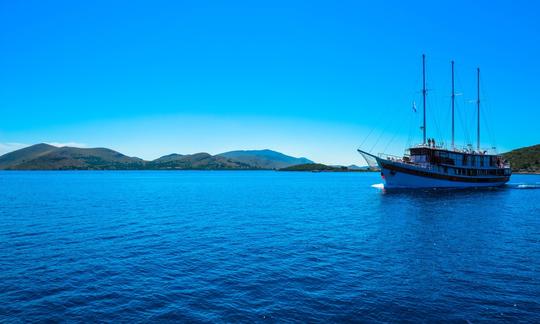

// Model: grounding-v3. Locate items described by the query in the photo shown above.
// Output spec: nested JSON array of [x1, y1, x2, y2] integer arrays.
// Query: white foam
[[516, 184, 540, 189], [371, 183, 385, 190], [508, 183, 540, 189]]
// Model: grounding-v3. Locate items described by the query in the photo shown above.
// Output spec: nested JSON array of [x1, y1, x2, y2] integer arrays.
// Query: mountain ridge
[[217, 149, 312, 169], [148, 152, 253, 170], [0, 144, 316, 170], [3, 145, 145, 170]]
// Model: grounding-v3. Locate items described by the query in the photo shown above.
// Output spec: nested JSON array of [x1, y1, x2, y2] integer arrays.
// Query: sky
[[0, 0, 539, 165]]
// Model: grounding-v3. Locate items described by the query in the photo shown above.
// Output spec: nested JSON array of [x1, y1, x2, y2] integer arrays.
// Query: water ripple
[[0, 171, 539, 322]]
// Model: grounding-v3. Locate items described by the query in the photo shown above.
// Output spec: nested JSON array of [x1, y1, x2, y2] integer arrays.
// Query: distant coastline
[[279, 163, 376, 172], [0, 142, 537, 172], [0, 143, 368, 172]]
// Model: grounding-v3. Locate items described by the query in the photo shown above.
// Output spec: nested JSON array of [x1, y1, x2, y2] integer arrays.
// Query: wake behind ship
[[359, 55, 512, 189]]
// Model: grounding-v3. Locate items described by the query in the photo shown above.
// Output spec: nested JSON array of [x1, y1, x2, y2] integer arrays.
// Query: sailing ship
[[358, 55, 512, 189]]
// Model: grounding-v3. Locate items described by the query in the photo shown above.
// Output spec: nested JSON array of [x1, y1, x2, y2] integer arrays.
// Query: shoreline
[[0, 169, 378, 172]]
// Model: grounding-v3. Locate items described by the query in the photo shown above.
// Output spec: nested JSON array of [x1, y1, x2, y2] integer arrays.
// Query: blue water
[[1, 171, 539, 322]]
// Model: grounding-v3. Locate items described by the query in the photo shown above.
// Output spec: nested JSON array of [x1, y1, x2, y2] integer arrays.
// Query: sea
[[1, 171, 539, 322]]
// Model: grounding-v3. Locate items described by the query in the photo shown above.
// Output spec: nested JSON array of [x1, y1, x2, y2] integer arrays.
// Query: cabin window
[[480, 157, 484, 167], [462, 155, 468, 166]]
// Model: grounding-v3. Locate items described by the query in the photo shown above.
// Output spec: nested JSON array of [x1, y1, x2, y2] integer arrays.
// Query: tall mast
[[451, 61, 455, 150], [477, 67, 480, 152], [422, 54, 427, 145]]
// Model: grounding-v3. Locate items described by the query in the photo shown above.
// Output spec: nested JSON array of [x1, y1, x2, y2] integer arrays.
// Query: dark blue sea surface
[[1, 171, 539, 322]]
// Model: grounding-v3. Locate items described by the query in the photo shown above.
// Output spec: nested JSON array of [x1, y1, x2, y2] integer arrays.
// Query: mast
[[422, 54, 427, 145], [477, 67, 480, 152], [451, 61, 455, 150]]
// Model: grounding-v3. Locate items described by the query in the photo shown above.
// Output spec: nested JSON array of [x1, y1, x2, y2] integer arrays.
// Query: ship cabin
[[404, 146, 511, 177]]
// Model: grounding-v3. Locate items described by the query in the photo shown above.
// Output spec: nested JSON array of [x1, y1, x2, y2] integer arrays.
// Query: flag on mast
[[412, 101, 417, 112]]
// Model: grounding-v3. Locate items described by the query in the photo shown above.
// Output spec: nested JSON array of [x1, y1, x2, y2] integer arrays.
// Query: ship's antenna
[[451, 60, 455, 150], [477, 67, 480, 152], [422, 54, 427, 145]]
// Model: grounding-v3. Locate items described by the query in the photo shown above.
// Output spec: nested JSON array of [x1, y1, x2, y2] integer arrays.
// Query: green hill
[[8, 145, 145, 170], [0, 144, 364, 171], [217, 149, 313, 169], [0, 144, 257, 170], [149, 153, 253, 170], [152, 153, 184, 163], [0, 143, 58, 169], [279, 163, 347, 172], [503, 144, 540, 173]]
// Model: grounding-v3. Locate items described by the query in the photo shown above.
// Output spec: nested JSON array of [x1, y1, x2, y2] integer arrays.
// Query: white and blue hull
[[380, 164, 508, 189]]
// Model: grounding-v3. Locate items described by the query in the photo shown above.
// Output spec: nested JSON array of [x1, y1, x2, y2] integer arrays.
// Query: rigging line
[[406, 86, 422, 148], [383, 131, 400, 155], [480, 86, 497, 151], [455, 74, 471, 147], [428, 91, 444, 146], [479, 86, 497, 151], [369, 127, 386, 153], [383, 106, 409, 156], [409, 91, 423, 146], [456, 100, 470, 147], [382, 101, 412, 155], [445, 94, 453, 148], [360, 127, 376, 148], [440, 91, 451, 148], [359, 103, 387, 148], [481, 110, 495, 151], [406, 102, 416, 148], [438, 92, 448, 147], [367, 87, 406, 154]]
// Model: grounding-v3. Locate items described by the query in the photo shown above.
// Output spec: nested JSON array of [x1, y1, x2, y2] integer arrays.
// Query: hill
[[279, 163, 348, 172], [0, 144, 366, 171], [149, 153, 253, 170], [503, 144, 540, 173], [6, 145, 145, 170], [0, 144, 256, 170], [346, 164, 373, 171], [0, 143, 58, 169], [217, 149, 312, 169], [152, 153, 184, 163]]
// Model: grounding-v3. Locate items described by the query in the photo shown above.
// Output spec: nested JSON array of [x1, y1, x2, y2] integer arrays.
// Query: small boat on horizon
[[358, 55, 512, 189]]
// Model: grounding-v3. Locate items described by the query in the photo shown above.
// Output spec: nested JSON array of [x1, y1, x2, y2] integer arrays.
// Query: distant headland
[[502, 144, 540, 174]]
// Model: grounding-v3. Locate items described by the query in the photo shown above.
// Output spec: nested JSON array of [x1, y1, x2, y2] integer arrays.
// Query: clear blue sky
[[1, 0, 538, 164]]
